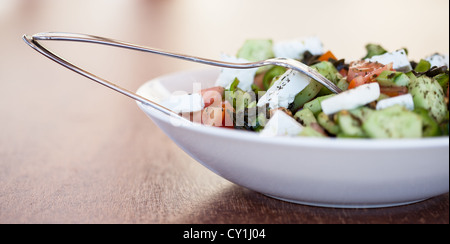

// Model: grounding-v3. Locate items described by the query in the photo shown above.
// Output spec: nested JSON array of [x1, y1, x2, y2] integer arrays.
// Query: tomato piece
[[201, 106, 223, 127], [199, 86, 235, 128], [200, 86, 224, 107], [348, 76, 365, 90], [347, 60, 385, 82], [347, 61, 394, 89], [371, 63, 394, 79], [253, 73, 265, 90], [380, 86, 409, 97], [318, 50, 337, 62], [201, 101, 234, 128], [339, 68, 348, 78]]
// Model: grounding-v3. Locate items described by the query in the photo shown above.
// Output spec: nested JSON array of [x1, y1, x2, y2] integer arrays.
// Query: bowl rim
[[137, 69, 450, 151]]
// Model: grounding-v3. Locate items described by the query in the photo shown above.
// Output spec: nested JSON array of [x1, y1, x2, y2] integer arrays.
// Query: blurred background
[[0, 0, 448, 223], [1, 0, 448, 121], [1, 0, 449, 91], [2, 0, 449, 70]]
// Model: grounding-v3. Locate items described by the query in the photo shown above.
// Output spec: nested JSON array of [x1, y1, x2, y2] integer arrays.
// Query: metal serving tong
[[22, 32, 342, 116]]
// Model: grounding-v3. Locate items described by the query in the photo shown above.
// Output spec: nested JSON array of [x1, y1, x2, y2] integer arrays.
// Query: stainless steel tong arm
[[22, 32, 342, 116]]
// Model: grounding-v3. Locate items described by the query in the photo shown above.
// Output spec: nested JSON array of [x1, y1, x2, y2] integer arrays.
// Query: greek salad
[[160, 37, 449, 139]]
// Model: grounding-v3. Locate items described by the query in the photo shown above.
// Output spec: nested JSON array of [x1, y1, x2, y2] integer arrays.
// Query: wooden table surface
[[1, 0, 448, 224]]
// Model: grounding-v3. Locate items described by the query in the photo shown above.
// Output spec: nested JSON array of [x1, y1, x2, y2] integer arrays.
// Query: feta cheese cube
[[260, 110, 304, 137], [215, 54, 258, 92], [376, 94, 414, 111], [425, 53, 449, 68], [366, 49, 412, 72], [273, 36, 324, 60], [160, 93, 204, 113], [257, 69, 311, 109], [321, 83, 380, 115]]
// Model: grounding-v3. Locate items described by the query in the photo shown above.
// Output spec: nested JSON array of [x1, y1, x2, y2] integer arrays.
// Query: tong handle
[[23, 32, 342, 116], [22, 32, 177, 116]]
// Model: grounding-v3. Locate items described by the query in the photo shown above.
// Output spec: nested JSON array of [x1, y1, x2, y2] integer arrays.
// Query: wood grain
[[0, 0, 448, 224]]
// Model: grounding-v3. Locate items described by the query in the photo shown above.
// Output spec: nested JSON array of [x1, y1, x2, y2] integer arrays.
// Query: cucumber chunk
[[237, 39, 275, 74], [290, 79, 323, 112], [294, 108, 317, 127], [290, 61, 343, 111], [237, 39, 274, 62], [434, 73, 449, 92], [349, 107, 375, 122], [414, 59, 431, 73], [262, 66, 287, 90], [336, 110, 366, 138], [317, 112, 340, 135], [376, 70, 410, 87], [413, 107, 442, 137], [299, 126, 326, 137], [303, 94, 335, 115], [407, 75, 447, 123], [362, 105, 422, 138]]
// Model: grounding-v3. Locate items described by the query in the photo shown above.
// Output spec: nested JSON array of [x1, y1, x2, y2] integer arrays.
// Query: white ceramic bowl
[[136, 69, 449, 208]]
